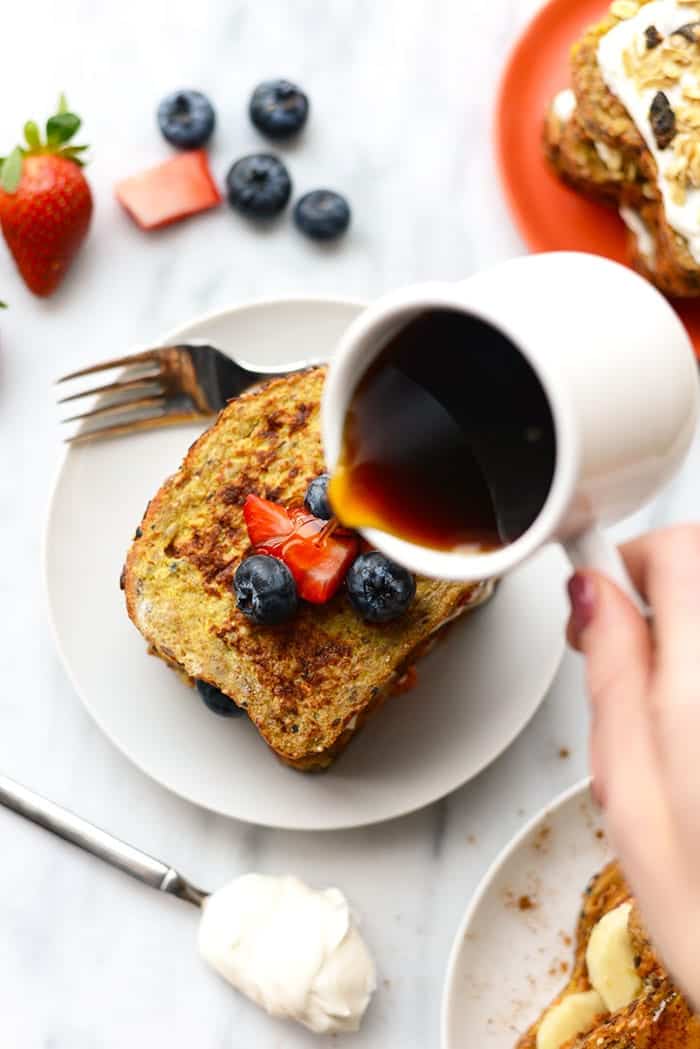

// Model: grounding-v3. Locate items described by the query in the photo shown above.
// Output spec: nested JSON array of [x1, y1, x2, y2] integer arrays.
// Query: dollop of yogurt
[[198, 874, 376, 1035]]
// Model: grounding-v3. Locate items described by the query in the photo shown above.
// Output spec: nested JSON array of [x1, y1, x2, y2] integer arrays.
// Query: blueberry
[[304, 474, 332, 520], [234, 554, 298, 624], [346, 552, 416, 623], [294, 190, 351, 241], [249, 79, 309, 140], [157, 90, 216, 149], [195, 680, 244, 717], [225, 154, 292, 218]]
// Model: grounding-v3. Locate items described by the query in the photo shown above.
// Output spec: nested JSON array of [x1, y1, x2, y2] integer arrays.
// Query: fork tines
[[56, 348, 172, 442], [56, 350, 160, 384]]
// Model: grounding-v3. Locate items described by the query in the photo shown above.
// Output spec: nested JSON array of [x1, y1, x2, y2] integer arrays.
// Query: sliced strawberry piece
[[283, 527, 359, 604], [243, 494, 293, 547], [115, 150, 221, 230], [243, 495, 359, 604]]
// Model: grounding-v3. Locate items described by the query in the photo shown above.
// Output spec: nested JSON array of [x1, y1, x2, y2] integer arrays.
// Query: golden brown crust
[[516, 861, 700, 1049], [123, 367, 493, 770], [643, 204, 700, 295]]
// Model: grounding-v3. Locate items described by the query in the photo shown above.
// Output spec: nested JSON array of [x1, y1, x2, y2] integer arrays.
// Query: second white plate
[[45, 296, 568, 830], [442, 780, 612, 1049]]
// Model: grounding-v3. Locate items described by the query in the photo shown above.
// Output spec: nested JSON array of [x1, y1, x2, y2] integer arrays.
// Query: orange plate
[[495, 0, 700, 359]]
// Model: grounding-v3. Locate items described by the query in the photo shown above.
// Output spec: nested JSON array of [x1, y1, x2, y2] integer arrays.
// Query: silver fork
[[56, 342, 312, 443]]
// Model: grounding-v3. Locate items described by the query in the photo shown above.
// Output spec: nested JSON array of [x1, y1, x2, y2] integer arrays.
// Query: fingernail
[[567, 572, 597, 636]]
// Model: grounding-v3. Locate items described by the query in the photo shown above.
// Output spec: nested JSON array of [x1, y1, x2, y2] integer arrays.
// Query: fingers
[[568, 570, 657, 799], [569, 571, 674, 888], [621, 526, 700, 689], [566, 530, 700, 1009], [571, 528, 700, 690], [615, 535, 652, 596]]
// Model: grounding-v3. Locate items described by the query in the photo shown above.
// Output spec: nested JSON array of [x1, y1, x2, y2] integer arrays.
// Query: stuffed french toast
[[122, 367, 494, 771], [544, 0, 700, 297]]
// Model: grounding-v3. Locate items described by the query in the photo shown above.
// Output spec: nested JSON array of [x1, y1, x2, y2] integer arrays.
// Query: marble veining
[[1, 0, 699, 1046]]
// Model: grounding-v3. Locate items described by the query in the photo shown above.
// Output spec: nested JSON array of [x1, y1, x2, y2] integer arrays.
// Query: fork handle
[[0, 775, 207, 907]]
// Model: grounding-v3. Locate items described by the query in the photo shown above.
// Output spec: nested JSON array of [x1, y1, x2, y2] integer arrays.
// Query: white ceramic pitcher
[[322, 252, 699, 603]]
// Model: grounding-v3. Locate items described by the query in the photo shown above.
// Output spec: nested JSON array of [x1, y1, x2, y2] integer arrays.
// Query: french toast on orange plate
[[544, 0, 700, 297]]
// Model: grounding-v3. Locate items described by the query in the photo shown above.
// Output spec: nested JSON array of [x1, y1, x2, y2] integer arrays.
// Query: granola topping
[[612, 0, 641, 17], [621, 29, 694, 90], [672, 21, 700, 41]]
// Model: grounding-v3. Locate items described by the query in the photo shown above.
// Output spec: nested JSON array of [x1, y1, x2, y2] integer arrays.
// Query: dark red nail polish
[[567, 572, 597, 636]]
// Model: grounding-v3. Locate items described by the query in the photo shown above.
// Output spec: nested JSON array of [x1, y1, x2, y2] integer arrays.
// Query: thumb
[[567, 571, 654, 802]]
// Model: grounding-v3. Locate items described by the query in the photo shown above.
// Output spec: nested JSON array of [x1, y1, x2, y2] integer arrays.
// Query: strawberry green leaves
[[0, 95, 89, 195], [1, 148, 23, 194], [46, 111, 81, 147], [44, 96, 87, 164], [23, 122, 41, 151]]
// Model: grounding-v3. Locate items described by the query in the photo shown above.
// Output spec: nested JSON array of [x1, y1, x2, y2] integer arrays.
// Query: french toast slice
[[123, 367, 493, 771], [544, 0, 700, 297], [516, 861, 700, 1049]]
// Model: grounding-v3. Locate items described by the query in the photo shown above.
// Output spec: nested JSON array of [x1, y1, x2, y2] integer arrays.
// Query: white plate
[[442, 780, 612, 1049], [45, 296, 568, 831]]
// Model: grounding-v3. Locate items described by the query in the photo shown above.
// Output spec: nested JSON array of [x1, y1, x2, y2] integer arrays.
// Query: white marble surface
[[2, 0, 699, 1046]]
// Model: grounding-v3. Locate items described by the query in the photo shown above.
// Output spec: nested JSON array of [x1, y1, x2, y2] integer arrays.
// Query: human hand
[[567, 525, 700, 1008]]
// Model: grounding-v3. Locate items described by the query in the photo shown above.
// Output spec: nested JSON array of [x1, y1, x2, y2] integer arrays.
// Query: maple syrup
[[329, 309, 556, 553]]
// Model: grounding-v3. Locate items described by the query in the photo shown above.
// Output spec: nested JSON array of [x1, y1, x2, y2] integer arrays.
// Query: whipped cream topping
[[597, 1, 700, 262], [553, 88, 577, 123], [198, 874, 376, 1035], [620, 204, 657, 264]]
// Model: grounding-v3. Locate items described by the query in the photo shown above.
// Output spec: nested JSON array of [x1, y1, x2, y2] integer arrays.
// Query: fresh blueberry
[[195, 679, 244, 717], [294, 190, 351, 241], [225, 154, 292, 218], [304, 474, 332, 520], [249, 79, 309, 140], [157, 90, 216, 149], [234, 554, 298, 624], [346, 552, 416, 623]]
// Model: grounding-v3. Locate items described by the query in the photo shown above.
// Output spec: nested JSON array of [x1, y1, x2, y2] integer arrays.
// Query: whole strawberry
[[0, 96, 92, 297]]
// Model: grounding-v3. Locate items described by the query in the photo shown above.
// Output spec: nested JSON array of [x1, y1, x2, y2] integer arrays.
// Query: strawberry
[[242, 494, 359, 604], [243, 494, 293, 547], [0, 95, 92, 297], [281, 522, 358, 604], [115, 150, 221, 230]]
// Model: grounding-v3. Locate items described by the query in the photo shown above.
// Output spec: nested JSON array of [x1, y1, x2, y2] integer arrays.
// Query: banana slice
[[536, 990, 607, 1049], [586, 901, 642, 1012]]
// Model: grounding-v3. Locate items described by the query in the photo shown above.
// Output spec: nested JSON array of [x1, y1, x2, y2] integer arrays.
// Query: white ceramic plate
[[442, 780, 612, 1049], [45, 296, 568, 831]]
